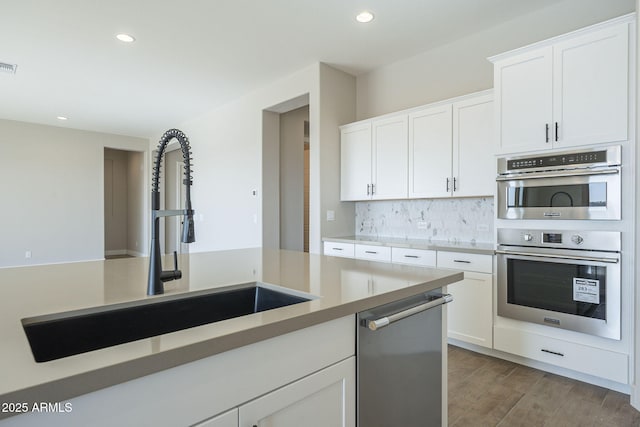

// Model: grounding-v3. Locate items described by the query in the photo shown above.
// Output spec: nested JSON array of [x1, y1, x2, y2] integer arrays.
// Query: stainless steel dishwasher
[[357, 290, 452, 427]]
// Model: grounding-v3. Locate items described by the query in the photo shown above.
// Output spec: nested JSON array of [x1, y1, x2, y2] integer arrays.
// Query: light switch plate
[[326, 210, 335, 221]]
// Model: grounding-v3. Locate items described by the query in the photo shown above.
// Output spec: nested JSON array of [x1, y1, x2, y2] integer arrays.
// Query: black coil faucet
[[148, 128, 195, 295]]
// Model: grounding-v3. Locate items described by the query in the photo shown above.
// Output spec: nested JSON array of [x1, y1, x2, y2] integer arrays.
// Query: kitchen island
[[0, 248, 462, 426]]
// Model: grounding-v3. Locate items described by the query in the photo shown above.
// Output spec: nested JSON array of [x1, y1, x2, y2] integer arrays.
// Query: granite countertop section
[[0, 248, 462, 409], [323, 235, 495, 255]]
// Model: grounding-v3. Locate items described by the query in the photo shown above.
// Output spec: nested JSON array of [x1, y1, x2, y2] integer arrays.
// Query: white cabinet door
[[408, 104, 453, 198], [446, 271, 493, 348], [195, 409, 238, 427], [553, 23, 629, 148], [340, 122, 372, 201], [494, 46, 553, 154], [239, 357, 355, 427], [372, 115, 408, 199], [452, 94, 495, 197]]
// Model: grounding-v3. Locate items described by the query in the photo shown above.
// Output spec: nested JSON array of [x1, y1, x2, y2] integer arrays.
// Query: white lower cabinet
[[445, 271, 493, 348], [354, 244, 391, 262], [438, 251, 493, 349], [323, 241, 355, 258], [494, 325, 628, 384], [239, 358, 355, 427], [391, 247, 436, 267]]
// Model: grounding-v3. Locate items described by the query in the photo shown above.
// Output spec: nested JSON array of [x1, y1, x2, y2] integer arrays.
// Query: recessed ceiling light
[[356, 11, 374, 23], [56, 116, 68, 121], [116, 33, 136, 43]]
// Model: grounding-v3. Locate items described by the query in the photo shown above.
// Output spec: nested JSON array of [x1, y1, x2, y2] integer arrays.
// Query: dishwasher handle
[[366, 294, 453, 331]]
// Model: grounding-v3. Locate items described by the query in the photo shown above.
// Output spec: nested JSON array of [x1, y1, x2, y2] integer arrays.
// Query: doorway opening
[[262, 94, 310, 252], [103, 148, 145, 259]]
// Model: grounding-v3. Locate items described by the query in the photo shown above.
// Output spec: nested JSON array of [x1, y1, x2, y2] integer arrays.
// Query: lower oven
[[496, 228, 621, 340]]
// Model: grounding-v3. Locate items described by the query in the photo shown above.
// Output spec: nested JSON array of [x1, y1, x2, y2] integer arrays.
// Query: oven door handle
[[496, 167, 620, 181], [495, 249, 619, 264]]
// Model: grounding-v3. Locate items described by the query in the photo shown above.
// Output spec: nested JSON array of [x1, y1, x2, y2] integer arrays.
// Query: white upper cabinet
[[494, 47, 553, 154], [340, 122, 372, 201], [341, 91, 493, 201], [340, 116, 408, 201], [408, 92, 494, 199], [553, 24, 629, 147], [453, 94, 495, 197], [408, 104, 452, 198], [492, 16, 632, 154], [372, 115, 408, 199]]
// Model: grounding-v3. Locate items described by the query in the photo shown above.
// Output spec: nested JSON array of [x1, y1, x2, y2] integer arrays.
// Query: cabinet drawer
[[391, 247, 436, 267], [437, 251, 492, 273], [323, 242, 355, 258], [494, 325, 628, 384], [355, 244, 391, 262]]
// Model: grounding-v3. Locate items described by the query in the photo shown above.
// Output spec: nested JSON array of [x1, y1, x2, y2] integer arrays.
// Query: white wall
[[0, 119, 149, 268], [356, 0, 635, 119], [176, 63, 355, 254], [262, 110, 280, 249], [314, 64, 357, 251], [176, 65, 318, 253]]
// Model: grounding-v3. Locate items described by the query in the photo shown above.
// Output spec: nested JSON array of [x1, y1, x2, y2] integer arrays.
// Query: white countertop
[[323, 235, 495, 255], [0, 248, 462, 408]]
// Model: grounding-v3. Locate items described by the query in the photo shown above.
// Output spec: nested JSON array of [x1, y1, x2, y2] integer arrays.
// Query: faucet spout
[[148, 129, 195, 296]]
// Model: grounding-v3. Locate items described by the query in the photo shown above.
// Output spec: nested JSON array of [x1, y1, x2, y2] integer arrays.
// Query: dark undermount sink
[[22, 283, 313, 363]]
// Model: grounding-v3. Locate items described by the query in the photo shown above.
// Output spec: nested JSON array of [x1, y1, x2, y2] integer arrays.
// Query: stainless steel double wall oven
[[496, 146, 622, 340]]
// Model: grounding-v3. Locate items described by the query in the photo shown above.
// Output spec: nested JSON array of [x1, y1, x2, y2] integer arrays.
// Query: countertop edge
[[0, 271, 462, 415]]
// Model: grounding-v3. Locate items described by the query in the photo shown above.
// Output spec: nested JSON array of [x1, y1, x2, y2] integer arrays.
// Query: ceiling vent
[[0, 62, 17, 74]]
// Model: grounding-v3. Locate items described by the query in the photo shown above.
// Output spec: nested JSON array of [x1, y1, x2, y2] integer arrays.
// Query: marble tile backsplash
[[355, 197, 494, 243]]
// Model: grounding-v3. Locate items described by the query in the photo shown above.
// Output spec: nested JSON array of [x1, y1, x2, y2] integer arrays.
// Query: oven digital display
[[543, 233, 562, 244]]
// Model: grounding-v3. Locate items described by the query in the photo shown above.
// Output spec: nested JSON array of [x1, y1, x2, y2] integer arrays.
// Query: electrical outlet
[[25, 250, 32, 259], [417, 221, 428, 230], [477, 224, 489, 232]]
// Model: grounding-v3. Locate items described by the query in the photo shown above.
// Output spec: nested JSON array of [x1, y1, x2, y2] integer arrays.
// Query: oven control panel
[[497, 229, 620, 252], [497, 145, 621, 175], [506, 150, 607, 171]]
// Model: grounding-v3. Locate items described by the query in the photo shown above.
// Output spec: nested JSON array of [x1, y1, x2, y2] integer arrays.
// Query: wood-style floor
[[448, 345, 640, 426]]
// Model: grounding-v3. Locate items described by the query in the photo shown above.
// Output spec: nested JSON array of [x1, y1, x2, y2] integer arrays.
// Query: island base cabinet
[[239, 357, 355, 427], [2, 316, 355, 427]]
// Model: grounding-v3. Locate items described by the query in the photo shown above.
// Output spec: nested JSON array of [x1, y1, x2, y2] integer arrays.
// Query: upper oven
[[497, 146, 621, 220]]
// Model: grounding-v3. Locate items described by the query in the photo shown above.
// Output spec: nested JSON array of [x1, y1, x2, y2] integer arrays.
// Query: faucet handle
[[159, 251, 182, 283]]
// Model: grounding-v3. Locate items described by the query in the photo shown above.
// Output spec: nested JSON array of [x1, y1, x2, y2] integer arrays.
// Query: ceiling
[[0, 0, 593, 138]]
